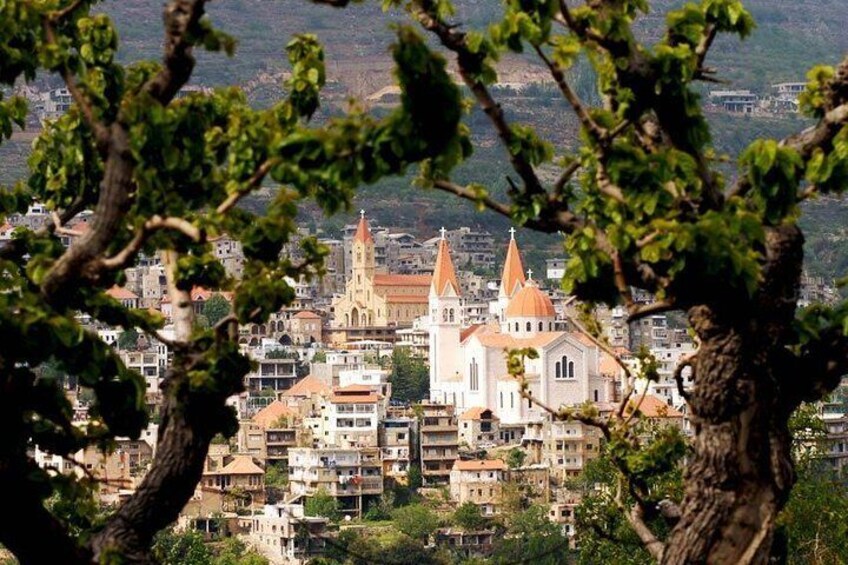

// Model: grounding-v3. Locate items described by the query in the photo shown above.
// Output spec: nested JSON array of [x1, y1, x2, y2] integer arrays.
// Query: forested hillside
[[3, 0, 848, 277]]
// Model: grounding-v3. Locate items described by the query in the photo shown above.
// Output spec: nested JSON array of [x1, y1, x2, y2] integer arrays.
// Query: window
[[499, 392, 503, 408], [514, 322, 519, 332], [568, 361, 575, 379], [526, 322, 531, 332], [555, 362, 561, 379], [449, 308, 455, 322], [470, 358, 479, 391], [510, 392, 514, 409], [538, 322, 543, 331], [593, 389, 599, 402]]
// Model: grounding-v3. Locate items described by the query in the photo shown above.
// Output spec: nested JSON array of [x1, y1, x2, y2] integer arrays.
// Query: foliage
[[152, 529, 212, 565], [264, 462, 288, 488], [203, 294, 232, 327], [391, 503, 441, 541], [117, 328, 140, 350], [778, 466, 848, 565], [389, 348, 429, 403], [364, 491, 395, 521], [211, 537, 268, 565], [304, 488, 341, 522], [491, 506, 573, 565], [505, 447, 526, 469], [452, 502, 489, 531], [320, 529, 447, 565]]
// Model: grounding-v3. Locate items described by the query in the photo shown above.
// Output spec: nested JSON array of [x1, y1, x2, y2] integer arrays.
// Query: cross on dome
[[360, 209, 366, 219], [509, 227, 516, 240], [440, 227, 447, 240]]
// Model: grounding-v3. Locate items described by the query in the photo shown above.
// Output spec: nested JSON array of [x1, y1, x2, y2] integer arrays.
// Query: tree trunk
[[662, 226, 803, 565]]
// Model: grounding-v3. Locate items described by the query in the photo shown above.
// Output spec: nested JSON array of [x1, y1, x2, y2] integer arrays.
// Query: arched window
[[443, 309, 448, 322], [526, 322, 532, 332], [500, 392, 503, 408], [555, 362, 562, 379], [593, 389, 599, 402], [510, 392, 514, 409], [514, 322, 519, 332], [568, 361, 575, 379], [449, 309, 455, 322], [538, 322, 543, 331], [469, 358, 479, 391]]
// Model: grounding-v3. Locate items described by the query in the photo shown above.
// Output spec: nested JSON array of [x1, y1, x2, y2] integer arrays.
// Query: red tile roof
[[374, 274, 431, 287], [500, 236, 525, 297], [252, 400, 296, 428], [625, 394, 684, 418], [385, 294, 428, 303], [282, 375, 331, 397], [106, 285, 138, 300], [459, 407, 499, 421], [453, 459, 507, 471], [431, 238, 460, 297], [353, 215, 373, 243], [293, 311, 321, 319]]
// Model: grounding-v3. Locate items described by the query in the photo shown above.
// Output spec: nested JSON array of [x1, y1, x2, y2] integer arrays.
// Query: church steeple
[[499, 227, 526, 299], [353, 209, 373, 243], [431, 227, 460, 298]]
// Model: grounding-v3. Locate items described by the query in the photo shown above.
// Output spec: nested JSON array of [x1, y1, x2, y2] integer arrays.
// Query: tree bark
[[662, 226, 804, 565]]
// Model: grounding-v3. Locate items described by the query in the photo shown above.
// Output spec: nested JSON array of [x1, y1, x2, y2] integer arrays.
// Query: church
[[332, 212, 430, 329], [428, 230, 613, 425]]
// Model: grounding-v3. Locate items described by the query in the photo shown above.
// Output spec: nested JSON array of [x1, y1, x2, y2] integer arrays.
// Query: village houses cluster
[[4, 205, 845, 564]]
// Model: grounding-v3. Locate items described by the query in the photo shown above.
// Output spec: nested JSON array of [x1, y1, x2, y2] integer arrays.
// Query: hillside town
[[3, 203, 845, 564]]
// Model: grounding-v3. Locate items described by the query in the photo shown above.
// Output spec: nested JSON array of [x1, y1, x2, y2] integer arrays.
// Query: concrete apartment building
[[449, 459, 508, 516], [458, 407, 500, 449], [244, 504, 329, 565], [322, 385, 384, 448], [419, 403, 460, 485], [288, 447, 383, 517], [542, 420, 604, 482], [380, 417, 414, 483]]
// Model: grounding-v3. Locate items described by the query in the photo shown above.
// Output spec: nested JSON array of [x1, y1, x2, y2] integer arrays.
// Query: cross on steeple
[[439, 227, 447, 240], [509, 227, 516, 240], [527, 268, 533, 281], [360, 209, 366, 219]]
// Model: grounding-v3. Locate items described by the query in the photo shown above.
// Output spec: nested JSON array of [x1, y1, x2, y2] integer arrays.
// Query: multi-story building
[[708, 90, 758, 113], [200, 454, 266, 507], [449, 459, 508, 516], [246, 357, 300, 393], [288, 447, 383, 517], [442, 227, 496, 272], [458, 407, 500, 449], [380, 418, 414, 483], [419, 403, 459, 485], [322, 385, 383, 448], [245, 504, 329, 565], [542, 419, 604, 482]]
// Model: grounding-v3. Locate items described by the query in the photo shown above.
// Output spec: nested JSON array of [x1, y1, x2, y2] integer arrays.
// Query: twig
[[693, 24, 717, 80], [627, 299, 676, 323], [562, 310, 633, 382], [612, 251, 635, 308], [101, 215, 202, 270], [553, 160, 581, 194], [216, 158, 280, 215], [532, 44, 605, 140], [48, 0, 86, 21], [41, 15, 110, 150], [413, 0, 545, 196]]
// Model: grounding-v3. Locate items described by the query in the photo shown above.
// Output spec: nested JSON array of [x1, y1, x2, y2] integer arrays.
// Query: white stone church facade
[[428, 231, 613, 425]]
